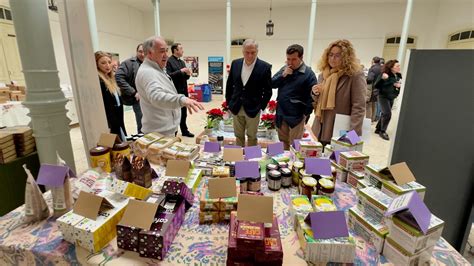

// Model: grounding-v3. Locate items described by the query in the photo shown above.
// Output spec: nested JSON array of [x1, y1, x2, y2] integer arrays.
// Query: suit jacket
[[115, 56, 142, 105], [311, 72, 366, 143], [225, 58, 272, 118], [166, 55, 190, 96]]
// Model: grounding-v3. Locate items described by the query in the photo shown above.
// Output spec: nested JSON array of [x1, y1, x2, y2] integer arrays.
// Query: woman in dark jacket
[[374, 59, 402, 140], [95, 51, 127, 141]]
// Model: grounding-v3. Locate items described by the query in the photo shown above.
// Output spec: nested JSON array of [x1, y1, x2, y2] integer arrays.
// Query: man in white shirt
[[135, 36, 204, 136], [225, 39, 272, 146]]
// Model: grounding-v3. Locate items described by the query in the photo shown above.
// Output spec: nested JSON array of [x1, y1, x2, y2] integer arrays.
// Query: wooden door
[[1, 24, 24, 85]]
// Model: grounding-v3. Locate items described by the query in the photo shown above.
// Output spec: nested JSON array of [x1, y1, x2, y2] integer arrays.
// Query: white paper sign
[[333, 114, 371, 143]]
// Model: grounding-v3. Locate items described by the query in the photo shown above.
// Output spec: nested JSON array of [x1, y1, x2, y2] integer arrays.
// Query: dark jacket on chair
[[166, 55, 190, 96], [115, 56, 142, 106], [225, 58, 272, 118]]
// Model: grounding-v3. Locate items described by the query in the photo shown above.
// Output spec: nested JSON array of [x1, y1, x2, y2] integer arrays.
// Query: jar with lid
[[301, 177, 317, 199], [248, 177, 261, 192], [267, 170, 282, 191], [217, 136, 224, 147], [280, 168, 292, 188], [292, 161, 304, 186], [277, 162, 288, 169], [239, 178, 248, 193], [90, 146, 112, 172], [318, 177, 335, 196], [266, 163, 279, 180]]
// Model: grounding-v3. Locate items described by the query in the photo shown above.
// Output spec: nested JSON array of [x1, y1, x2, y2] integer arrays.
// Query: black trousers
[[180, 107, 189, 134], [376, 97, 394, 133]]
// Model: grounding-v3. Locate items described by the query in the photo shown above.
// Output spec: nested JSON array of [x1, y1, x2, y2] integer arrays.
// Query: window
[[231, 38, 247, 46], [4, 9, 11, 20], [448, 29, 474, 43], [386, 36, 416, 45]]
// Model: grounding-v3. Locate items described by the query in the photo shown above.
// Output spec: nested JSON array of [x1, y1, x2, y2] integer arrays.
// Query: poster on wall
[[183, 56, 199, 77], [208, 56, 224, 94]]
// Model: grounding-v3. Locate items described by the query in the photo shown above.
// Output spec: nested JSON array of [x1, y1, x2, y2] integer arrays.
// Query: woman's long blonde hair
[[318, 39, 361, 76], [95, 51, 120, 95]]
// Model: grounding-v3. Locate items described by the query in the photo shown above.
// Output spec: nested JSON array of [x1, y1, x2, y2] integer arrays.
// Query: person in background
[[311, 39, 366, 146], [166, 43, 194, 137], [111, 60, 119, 72], [272, 44, 316, 150], [225, 39, 272, 147], [135, 36, 204, 136], [95, 51, 127, 141], [374, 59, 402, 140], [116, 44, 145, 134], [366, 56, 382, 122]]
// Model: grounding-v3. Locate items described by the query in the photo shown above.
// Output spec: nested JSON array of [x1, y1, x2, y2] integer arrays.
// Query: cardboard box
[[357, 178, 373, 190], [339, 151, 369, 172], [299, 140, 323, 158], [289, 195, 314, 219], [200, 180, 238, 212], [348, 207, 388, 253], [227, 212, 256, 263], [347, 170, 365, 189], [331, 161, 347, 182], [357, 187, 393, 224], [135, 132, 163, 151], [382, 237, 433, 266], [255, 215, 283, 265], [330, 137, 363, 152], [294, 215, 356, 263], [138, 197, 186, 260], [212, 165, 230, 178], [387, 212, 444, 254], [161, 179, 194, 210], [364, 164, 389, 189], [323, 144, 333, 158], [117, 199, 159, 252], [236, 220, 265, 249], [184, 169, 203, 193], [57, 191, 129, 252], [107, 178, 153, 200], [381, 180, 426, 200]]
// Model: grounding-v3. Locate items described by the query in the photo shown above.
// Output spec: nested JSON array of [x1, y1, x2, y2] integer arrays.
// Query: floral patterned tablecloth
[[0, 175, 469, 266]]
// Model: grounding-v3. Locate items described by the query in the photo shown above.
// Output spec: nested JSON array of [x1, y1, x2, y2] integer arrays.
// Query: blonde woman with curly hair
[[95, 51, 127, 140], [311, 39, 366, 145]]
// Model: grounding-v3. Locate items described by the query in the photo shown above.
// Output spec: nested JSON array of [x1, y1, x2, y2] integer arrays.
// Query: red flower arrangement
[[267, 100, 277, 113], [221, 101, 229, 112], [260, 113, 276, 129], [205, 108, 224, 129]]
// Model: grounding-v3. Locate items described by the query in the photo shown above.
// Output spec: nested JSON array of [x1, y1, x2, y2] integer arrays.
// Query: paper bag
[[23, 164, 50, 222]]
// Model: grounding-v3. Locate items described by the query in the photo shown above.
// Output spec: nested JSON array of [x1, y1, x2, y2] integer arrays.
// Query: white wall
[[148, 0, 473, 83]]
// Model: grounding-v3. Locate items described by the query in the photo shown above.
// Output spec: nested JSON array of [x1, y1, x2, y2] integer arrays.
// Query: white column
[[152, 0, 161, 36], [9, 0, 75, 170], [397, 0, 413, 67], [86, 0, 99, 51], [225, 0, 231, 95], [58, 0, 109, 164], [306, 0, 318, 64]]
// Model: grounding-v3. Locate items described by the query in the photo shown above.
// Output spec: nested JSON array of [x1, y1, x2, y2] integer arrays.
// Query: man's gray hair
[[242, 39, 258, 49], [143, 36, 156, 55]]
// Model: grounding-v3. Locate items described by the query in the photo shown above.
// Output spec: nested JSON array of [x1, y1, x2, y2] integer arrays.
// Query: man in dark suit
[[166, 43, 194, 137], [116, 43, 144, 134], [225, 39, 272, 146]]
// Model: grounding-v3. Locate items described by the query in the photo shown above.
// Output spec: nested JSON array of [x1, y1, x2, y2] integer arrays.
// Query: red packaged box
[[256, 215, 283, 265], [236, 219, 264, 249], [228, 212, 255, 261]]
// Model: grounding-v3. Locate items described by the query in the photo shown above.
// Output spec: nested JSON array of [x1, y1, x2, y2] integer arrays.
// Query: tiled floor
[[67, 95, 473, 262]]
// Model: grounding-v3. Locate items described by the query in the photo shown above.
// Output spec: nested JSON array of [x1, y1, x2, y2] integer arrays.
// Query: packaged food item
[[23, 164, 49, 222], [348, 206, 388, 253], [247, 176, 262, 192], [317, 177, 335, 197], [90, 146, 111, 173], [301, 177, 317, 199], [339, 151, 369, 172], [111, 142, 131, 166], [280, 168, 292, 188], [267, 170, 282, 191], [347, 170, 365, 189], [131, 155, 154, 188], [357, 187, 393, 224], [292, 161, 304, 186], [311, 195, 337, 212], [382, 237, 433, 266], [114, 154, 132, 182]]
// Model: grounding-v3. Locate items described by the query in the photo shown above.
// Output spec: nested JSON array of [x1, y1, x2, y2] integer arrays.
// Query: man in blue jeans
[[116, 44, 145, 134]]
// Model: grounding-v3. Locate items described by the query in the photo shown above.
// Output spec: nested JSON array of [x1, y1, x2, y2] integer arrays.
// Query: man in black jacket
[[115, 43, 144, 134], [226, 39, 272, 146], [366, 56, 382, 122], [166, 43, 194, 137]]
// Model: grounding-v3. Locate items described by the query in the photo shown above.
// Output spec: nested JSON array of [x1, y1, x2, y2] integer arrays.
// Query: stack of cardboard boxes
[[0, 126, 36, 159], [199, 178, 239, 224], [0, 84, 26, 103], [0, 132, 16, 164]]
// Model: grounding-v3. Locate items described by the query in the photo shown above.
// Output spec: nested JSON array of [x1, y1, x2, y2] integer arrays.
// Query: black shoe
[[182, 132, 195, 137], [379, 132, 389, 140], [375, 128, 380, 134]]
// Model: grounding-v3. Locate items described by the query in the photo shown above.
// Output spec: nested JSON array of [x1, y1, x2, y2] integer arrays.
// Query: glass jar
[[267, 170, 282, 191], [90, 146, 111, 172], [318, 177, 335, 196], [292, 161, 304, 186], [277, 162, 288, 169], [301, 177, 317, 199], [280, 168, 292, 188], [239, 178, 248, 193], [266, 163, 279, 180], [248, 177, 261, 192]]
